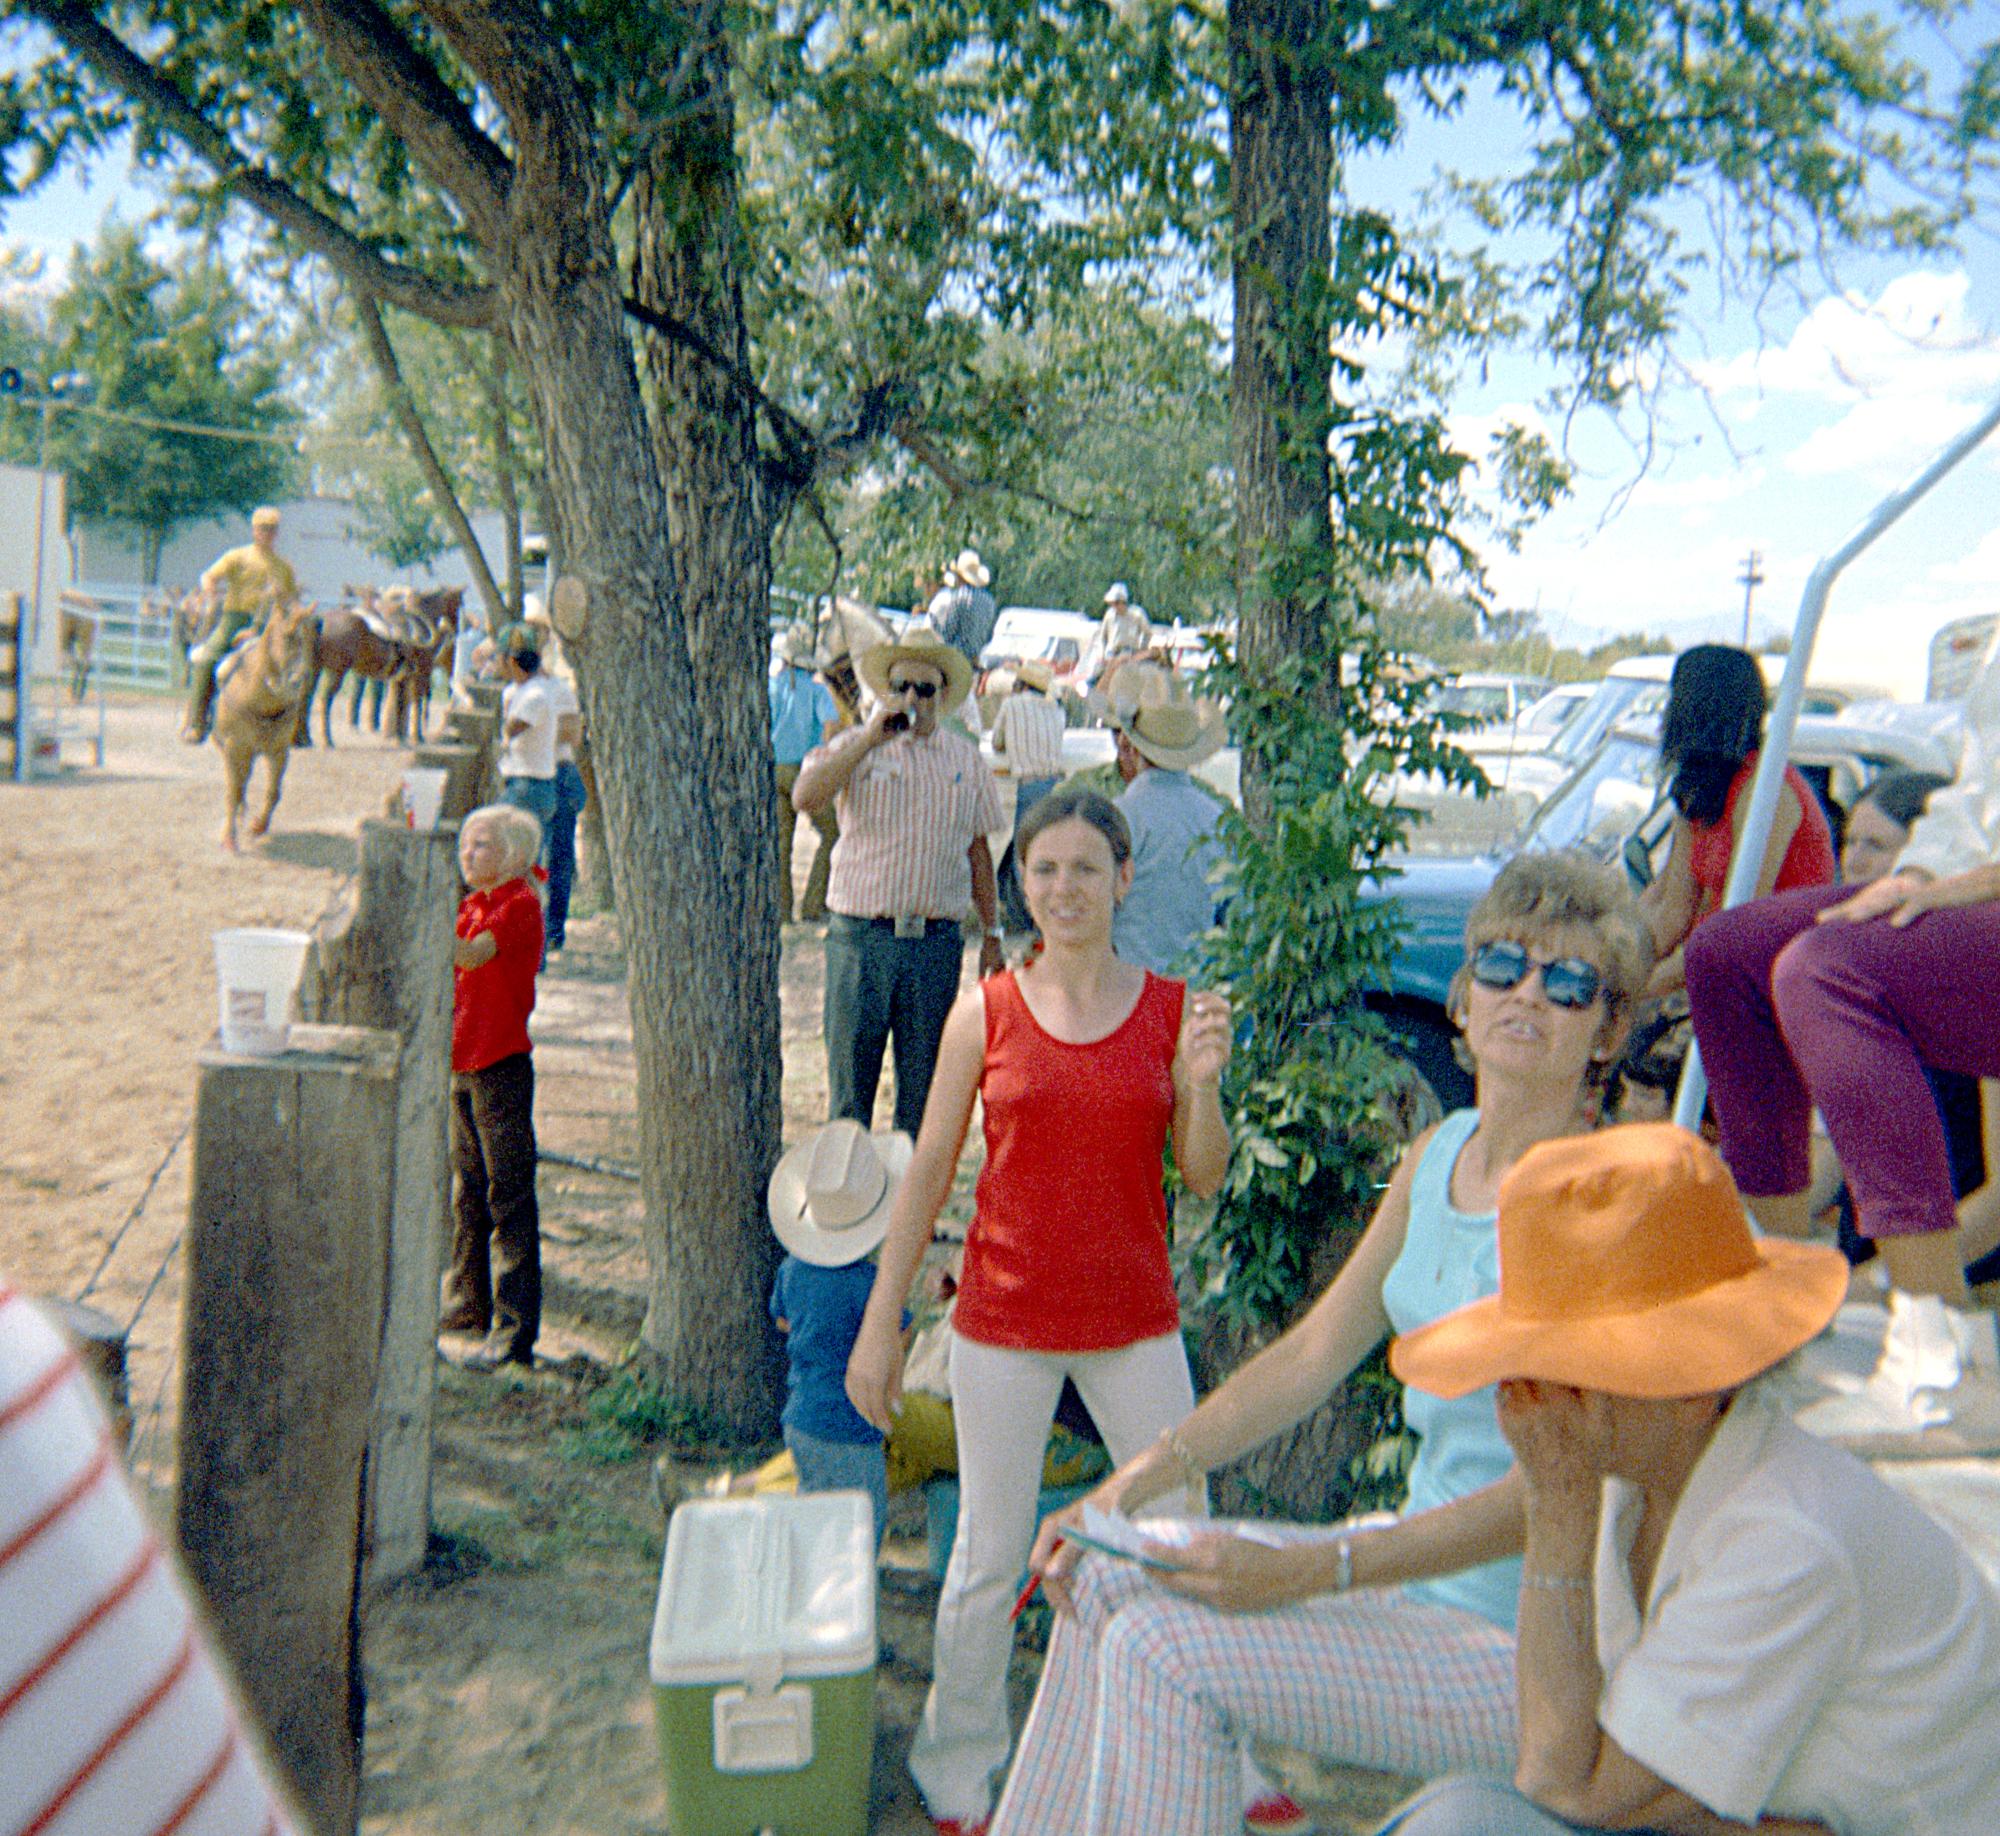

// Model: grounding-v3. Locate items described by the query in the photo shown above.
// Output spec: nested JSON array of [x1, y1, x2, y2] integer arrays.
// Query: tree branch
[[294, 0, 513, 247], [24, 1, 496, 331], [354, 292, 507, 626]]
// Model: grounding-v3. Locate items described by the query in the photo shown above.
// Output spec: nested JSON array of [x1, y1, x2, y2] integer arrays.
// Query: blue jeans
[[501, 775, 559, 868], [546, 761, 587, 947], [785, 1426, 888, 1549]]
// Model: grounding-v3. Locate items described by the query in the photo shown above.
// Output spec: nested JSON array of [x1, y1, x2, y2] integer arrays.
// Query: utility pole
[[1737, 548, 1765, 648]]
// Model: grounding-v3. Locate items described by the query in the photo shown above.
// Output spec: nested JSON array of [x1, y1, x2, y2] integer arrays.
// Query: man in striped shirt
[[0, 1283, 301, 1836], [793, 628, 1005, 1136]]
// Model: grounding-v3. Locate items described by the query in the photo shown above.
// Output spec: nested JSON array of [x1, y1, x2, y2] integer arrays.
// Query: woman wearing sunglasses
[[989, 851, 1651, 1836]]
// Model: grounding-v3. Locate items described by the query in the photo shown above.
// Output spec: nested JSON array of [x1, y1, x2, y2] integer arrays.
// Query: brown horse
[[297, 584, 463, 748], [214, 599, 317, 851]]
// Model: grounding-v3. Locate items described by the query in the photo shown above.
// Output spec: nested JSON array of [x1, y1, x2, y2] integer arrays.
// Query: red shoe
[[932, 1820, 991, 1836], [1244, 1790, 1316, 1836]]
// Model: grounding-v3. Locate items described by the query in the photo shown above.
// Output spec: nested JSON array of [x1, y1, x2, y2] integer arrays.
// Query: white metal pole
[[1674, 388, 2000, 1131]]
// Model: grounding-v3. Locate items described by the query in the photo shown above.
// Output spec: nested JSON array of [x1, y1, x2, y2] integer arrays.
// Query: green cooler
[[649, 1491, 877, 1836]]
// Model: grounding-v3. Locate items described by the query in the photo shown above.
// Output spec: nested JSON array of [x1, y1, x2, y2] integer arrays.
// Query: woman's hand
[[1175, 990, 1233, 1088], [1152, 1530, 1317, 1614], [843, 1316, 904, 1435], [1814, 869, 1936, 928], [1027, 1460, 1160, 1613]]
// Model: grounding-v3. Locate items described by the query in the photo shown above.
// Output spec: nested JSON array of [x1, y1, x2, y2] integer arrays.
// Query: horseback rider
[[181, 506, 300, 743]]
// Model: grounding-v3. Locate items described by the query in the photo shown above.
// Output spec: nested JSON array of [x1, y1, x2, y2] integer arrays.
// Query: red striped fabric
[[0, 1287, 299, 1836], [824, 725, 1005, 919]]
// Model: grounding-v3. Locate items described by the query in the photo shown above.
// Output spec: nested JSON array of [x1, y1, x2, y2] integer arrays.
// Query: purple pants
[[1685, 882, 2000, 1238]]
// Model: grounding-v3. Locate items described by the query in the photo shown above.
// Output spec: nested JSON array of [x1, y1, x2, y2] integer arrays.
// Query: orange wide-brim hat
[[1390, 1123, 1849, 1401]]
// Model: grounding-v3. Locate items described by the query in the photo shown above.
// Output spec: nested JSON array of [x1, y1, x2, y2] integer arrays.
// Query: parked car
[[1431, 672, 1548, 728], [978, 606, 1098, 679], [1363, 708, 1958, 1116], [1456, 681, 1595, 789]]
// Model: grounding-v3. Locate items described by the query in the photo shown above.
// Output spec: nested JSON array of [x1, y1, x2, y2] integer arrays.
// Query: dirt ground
[[0, 688, 1412, 1836]]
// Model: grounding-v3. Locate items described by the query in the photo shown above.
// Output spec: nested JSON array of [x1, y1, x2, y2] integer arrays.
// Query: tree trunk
[[484, 337, 524, 620], [1229, 0, 1336, 814], [627, 20, 787, 1424], [497, 36, 783, 1437]]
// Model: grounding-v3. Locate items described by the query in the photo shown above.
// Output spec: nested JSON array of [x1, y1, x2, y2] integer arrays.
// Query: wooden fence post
[[178, 1024, 400, 1836], [1, 591, 21, 780], [410, 740, 489, 826], [298, 818, 458, 1584]]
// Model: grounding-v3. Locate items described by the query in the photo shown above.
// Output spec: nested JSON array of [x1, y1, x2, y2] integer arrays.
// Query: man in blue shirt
[[770, 624, 841, 923], [1109, 663, 1229, 974]]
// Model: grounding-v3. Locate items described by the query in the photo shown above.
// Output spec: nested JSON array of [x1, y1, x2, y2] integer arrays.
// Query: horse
[[297, 584, 463, 748], [56, 602, 95, 702], [213, 599, 317, 852]]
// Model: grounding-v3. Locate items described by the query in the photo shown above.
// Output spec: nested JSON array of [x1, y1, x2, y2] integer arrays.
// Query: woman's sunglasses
[[1469, 940, 1604, 1010]]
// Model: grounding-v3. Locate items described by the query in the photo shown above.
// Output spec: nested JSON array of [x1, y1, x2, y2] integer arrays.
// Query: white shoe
[[1794, 1293, 2000, 1456]]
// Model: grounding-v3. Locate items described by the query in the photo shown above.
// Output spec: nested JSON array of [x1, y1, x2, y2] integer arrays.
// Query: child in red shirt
[[442, 804, 546, 1368]]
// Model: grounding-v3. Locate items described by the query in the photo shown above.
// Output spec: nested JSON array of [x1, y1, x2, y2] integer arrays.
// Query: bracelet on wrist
[[1333, 1534, 1354, 1594], [1520, 1572, 1591, 1594]]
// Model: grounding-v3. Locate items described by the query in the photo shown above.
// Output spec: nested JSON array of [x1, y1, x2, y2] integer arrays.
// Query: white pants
[[911, 1330, 1201, 1821]]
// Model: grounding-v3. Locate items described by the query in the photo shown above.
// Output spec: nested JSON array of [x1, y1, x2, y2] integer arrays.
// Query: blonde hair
[[464, 803, 542, 879], [1449, 850, 1652, 1031]]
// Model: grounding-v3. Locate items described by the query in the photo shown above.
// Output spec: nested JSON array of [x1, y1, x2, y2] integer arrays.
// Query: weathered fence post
[[178, 1024, 400, 1836], [298, 818, 458, 1584], [411, 739, 490, 825], [41, 1295, 132, 1446], [2, 590, 22, 781]]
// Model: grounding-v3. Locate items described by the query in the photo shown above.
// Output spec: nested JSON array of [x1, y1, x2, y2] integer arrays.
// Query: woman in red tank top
[[846, 782, 1232, 1832], [1640, 643, 1835, 999]]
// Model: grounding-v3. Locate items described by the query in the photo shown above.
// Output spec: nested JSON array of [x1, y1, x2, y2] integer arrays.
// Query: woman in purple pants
[[1684, 640, 2000, 1380]]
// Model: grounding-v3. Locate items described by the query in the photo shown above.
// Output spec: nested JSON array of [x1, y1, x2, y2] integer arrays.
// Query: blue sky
[[4, 41, 1996, 699]]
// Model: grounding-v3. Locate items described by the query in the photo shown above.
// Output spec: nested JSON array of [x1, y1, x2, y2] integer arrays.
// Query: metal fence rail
[[60, 584, 181, 690]]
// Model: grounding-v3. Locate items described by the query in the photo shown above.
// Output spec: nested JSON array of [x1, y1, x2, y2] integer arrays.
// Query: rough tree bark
[[1229, 0, 1336, 808]]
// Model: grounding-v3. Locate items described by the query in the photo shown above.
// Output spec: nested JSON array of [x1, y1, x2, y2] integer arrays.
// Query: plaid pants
[[991, 1525, 1517, 1836]]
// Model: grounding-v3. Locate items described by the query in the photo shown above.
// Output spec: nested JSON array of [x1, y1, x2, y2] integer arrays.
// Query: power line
[[4, 391, 393, 453]]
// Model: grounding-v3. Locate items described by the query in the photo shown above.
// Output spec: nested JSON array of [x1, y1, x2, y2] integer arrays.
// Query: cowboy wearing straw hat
[[771, 621, 842, 924], [792, 626, 1006, 1136], [1106, 662, 1229, 974], [926, 547, 999, 667], [181, 504, 299, 742], [1381, 1124, 2000, 1836]]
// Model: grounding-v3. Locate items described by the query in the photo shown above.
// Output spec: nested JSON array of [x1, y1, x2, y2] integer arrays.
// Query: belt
[[829, 913, 962, 936]]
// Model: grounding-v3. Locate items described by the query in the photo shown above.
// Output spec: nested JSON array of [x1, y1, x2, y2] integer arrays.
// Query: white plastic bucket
[[213, 928, 313, 1055], [401, 767, 449, 831]]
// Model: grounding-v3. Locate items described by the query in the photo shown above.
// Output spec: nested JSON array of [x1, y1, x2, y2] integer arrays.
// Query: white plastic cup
[[213, 928, 313, 1056], [401, 767, 449, 832]]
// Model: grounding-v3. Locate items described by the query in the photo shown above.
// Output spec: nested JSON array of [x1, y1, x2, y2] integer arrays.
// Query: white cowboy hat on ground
[[946, 548, 992, 589], [768, 1120, 914, 1266], [1103, 581, 1130, 605], [857, 625, 976, 714], [1109, 660, 1227, 769]]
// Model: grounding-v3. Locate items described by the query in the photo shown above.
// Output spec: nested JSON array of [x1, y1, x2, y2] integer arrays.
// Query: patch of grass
[[559, 1366, 732, 1466]]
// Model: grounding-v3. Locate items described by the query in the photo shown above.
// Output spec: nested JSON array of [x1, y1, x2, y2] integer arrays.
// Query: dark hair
[[1015, 781, 1131, 869], [1854, 768, 1952, 833], [1660, 645, 1766, 826]]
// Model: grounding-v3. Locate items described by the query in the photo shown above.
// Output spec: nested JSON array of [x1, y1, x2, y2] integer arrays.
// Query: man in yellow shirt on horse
[[181, 505, 302, 743]]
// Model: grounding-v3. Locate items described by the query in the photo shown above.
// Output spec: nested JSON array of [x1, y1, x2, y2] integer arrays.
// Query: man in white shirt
[[992, 659, 1067, 924], [498, 625, 559, 863], [1385, 1125, 2000, 1836]]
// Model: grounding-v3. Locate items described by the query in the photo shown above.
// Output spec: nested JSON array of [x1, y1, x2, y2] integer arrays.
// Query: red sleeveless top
[[1688, 756, 1836, 924], [951, 968, 1185, 1352]]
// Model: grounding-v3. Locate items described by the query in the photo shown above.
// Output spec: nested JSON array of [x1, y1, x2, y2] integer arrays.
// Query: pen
[[1008, 1538, 1063, 1621]]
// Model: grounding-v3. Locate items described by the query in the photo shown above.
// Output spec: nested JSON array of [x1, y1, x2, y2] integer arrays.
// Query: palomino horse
[[213, 599, 317, 851], [296, 584, 463, 748]]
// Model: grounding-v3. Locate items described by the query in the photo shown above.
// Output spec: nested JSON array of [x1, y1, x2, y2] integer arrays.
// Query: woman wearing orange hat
[[990, 852, 1653, 1836], [1380, 1124, 2000, 1836]]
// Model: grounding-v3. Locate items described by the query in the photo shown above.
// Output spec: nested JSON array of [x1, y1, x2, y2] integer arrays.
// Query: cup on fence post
[[401, 767, 448, 832], [212, 928, 312, 1055]]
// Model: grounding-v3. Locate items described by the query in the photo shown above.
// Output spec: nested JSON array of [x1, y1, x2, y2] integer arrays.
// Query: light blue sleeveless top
[[1377, 1108, 1521, 1633]]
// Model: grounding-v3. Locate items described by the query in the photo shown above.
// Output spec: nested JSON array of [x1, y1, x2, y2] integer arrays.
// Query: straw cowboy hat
[[1103, 581, 1130, 606], [767, 1120, 914, 1266], [945, 548, 992, 589], [1014, 659, 1055, 694], [1389, 1125, 1848, 1402], [815, 598, 895, 670], [857, 624, 975, 715], [1107, 661, 1226, 770], [773, 623, 819, 670]]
